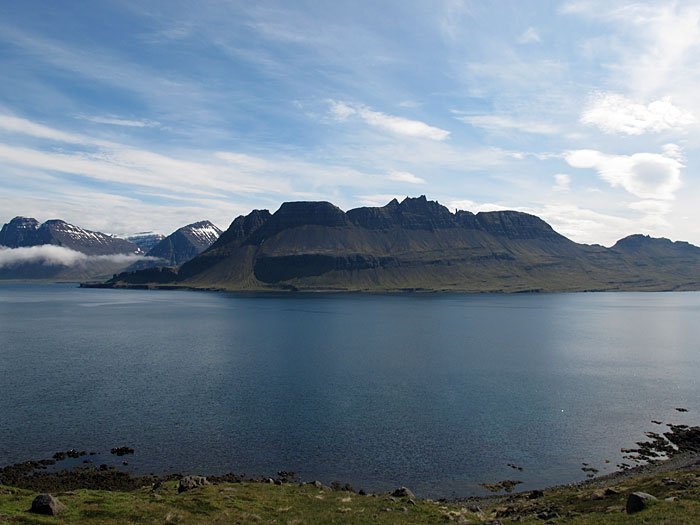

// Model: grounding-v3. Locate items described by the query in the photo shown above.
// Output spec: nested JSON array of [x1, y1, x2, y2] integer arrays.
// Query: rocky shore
[[2, 424, 700, 523]]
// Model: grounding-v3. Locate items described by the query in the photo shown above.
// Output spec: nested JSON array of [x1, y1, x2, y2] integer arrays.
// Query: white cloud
[[565, 148, 683, 200], [455, 114, 559, 135], [358, 107, 450, 141], [581, 93, 694, 135], [518, 27, 541, 44], [329, 101, 450, 141], [0, 245, 161, 269], [447, 199, 513, 213], [554, 173, 571, 191], [388, 170, 425, 184]]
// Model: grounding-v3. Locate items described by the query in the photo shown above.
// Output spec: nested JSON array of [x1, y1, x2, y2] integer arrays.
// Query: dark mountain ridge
[[102, 196, 700, 293]]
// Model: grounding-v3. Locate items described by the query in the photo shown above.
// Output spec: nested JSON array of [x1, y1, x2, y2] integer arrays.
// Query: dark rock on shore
[[30, 494, 66, 516], [626, 491, 657, 513]]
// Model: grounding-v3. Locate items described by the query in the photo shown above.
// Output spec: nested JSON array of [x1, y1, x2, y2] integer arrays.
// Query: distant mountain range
[[99, 196, 700, 293], [0, 217, 139, 255], [0, 217, 221, 281]]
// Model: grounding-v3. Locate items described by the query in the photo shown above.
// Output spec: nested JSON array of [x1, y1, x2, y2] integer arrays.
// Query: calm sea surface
[[1, 282, 698, 497]]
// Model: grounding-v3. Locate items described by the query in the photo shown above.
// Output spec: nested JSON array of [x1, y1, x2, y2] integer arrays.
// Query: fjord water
[[1, 283, 698, 498]]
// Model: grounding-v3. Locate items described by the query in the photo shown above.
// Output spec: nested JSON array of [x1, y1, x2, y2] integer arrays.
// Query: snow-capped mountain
[[0, 217, 139, 255], [139, 220, 222, 267], [127, 232, 166, 252]]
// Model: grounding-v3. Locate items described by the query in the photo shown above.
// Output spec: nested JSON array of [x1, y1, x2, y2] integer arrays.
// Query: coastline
[[2, 449, 700, 523]]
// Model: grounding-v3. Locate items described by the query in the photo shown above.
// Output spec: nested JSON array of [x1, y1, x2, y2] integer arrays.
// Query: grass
[[2, 466, 700, 523]]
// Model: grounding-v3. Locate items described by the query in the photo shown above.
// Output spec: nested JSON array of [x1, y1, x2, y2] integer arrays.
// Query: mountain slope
[[103, 197, 700, 292]]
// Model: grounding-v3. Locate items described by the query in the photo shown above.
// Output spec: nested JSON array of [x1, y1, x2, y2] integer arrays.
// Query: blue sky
[[1, 0, 699, 246]]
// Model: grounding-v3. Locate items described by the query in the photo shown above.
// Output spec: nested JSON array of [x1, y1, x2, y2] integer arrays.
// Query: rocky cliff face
[[104, 197, 700, 293]]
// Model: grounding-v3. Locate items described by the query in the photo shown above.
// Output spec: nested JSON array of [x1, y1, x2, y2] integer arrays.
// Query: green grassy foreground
[[2, 466, 700, 524]]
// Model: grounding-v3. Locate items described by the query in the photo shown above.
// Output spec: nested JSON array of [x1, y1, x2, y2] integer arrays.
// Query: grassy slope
[[2, 466, 700, 524]]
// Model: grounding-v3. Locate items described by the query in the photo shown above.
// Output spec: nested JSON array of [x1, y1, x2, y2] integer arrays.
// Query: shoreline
[[2, 423, 699, 521], [2, 440, 699, 501], [2, 450, 700, 523]]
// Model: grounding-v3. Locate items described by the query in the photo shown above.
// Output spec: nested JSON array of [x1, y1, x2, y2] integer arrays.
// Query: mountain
[[101, 196, 700, 292], [128, 221, 222, 270], [0, 217, 139, 255], [146, 221, 221, 266], [0, 217, 141, 281], [127, 232, 166, 252]]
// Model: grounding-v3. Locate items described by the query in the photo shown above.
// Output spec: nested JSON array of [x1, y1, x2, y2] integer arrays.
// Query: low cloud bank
[[0, 245, 163, 269]]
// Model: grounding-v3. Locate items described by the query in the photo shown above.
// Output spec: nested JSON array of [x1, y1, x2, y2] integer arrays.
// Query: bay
[[1, 282, 698, 498]]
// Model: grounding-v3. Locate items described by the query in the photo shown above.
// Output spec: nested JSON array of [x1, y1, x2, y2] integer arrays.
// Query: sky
[[1, 0, 699, 246]]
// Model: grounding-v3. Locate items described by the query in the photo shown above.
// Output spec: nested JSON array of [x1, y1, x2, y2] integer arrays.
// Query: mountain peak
[[7, 216, 40, 226], [140, 220, 222, 266], [0, 217, 41, 247], [348, 196, 455, 230], [613, 234, 700, 255]]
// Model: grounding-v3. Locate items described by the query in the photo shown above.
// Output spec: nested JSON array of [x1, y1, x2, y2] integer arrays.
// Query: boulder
[[30, 494, 66, 516], [391, 487, 416, 499], [626, 492, 657, 514], [178, 475, 209, 493]]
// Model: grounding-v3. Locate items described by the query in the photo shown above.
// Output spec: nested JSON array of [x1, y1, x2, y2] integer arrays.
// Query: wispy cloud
[[0, 114, 99, 145], [75, 114, 161, 128], [329, 101, 450, 141], [455, 114, 559, 135], [518, 27, 541, 44], [562, 1, 700, 101], [388, 170, 425, 184]]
